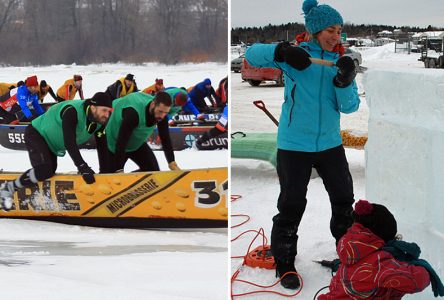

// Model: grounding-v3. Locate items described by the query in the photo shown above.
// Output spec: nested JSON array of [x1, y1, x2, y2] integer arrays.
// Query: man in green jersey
[[98, 91, 179, 173], [0, 92, 113, 211]]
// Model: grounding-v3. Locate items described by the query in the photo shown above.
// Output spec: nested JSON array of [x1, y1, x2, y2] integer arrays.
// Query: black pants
[[191, 97, 209, 113], [271, 145, 354, 264], [16, 125, 58, 187], [98, 142, 159, 173], [197, 127, 223, 145], [0, 91, 11, 102], [0, 103, 22, 124]]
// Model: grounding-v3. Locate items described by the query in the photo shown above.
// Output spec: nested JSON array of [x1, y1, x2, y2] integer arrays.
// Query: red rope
[[231, 194, 304, 298], [231, 214, 250, 229], [231, 194, 242, 202]]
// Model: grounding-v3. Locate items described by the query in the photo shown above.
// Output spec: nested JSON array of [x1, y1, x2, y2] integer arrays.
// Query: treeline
[[232, 22, 444, 44], [0, 0, 227, 65]]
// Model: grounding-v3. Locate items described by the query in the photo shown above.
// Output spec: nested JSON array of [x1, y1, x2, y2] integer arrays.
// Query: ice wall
[[365, 68, 444, 299]]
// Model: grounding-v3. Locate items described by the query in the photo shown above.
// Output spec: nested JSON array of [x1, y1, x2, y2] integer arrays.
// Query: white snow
[[0, 63, 229, 300], [231, 42, 442, 299]]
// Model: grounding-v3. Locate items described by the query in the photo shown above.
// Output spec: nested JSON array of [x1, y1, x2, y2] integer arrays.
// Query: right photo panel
[[230, 0, 444, 299]]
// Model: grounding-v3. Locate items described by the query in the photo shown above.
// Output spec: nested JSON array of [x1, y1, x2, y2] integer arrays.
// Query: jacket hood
[[337, 223, 386, 266], [203, 78, 211, 86]]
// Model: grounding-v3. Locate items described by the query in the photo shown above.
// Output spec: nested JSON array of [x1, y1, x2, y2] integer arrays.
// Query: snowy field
[[231, 44, 441, 299], [0, 63, 229, 299]]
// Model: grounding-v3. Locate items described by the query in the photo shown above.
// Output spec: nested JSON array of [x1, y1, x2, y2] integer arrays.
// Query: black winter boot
[[275, 261, 300, 289]]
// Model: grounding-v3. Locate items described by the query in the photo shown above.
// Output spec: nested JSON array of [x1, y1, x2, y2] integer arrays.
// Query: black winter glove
[[77, 163, 95, 184], [333, 56, 356, 88], [275, 42, 311, 71]]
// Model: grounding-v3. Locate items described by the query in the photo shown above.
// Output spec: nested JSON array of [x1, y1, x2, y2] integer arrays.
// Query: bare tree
[[0, 0, 228, 65], [0, 0, 19, 33]]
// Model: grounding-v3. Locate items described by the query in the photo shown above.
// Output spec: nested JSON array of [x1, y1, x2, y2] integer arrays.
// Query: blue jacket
[[245, 41, 360, 152], [188, 78, 217, 102], [16, 85, 45, 118]]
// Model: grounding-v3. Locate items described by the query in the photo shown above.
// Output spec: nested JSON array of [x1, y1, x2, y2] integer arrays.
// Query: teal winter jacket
[[245, 40, 360, 152]]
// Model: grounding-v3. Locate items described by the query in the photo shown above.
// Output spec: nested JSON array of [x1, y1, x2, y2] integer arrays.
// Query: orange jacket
[[0, 82, 17, 96], [57, 79, 83, 100], [142, 83, 158, 95]]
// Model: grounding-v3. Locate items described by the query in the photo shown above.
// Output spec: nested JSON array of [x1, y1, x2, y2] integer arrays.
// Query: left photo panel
[[0, 0, 228, 299]]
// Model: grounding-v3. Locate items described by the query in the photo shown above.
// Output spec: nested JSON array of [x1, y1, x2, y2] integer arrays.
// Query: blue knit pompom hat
[[303, 0, 343, 34]]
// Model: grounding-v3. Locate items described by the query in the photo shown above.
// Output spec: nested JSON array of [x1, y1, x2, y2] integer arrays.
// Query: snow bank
[[365, 69, 444, 287]]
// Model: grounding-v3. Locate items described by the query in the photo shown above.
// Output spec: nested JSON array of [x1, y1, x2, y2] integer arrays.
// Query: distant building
[[374, 37, 395, 46], [346, 38, 373, 47], [377, 30, 393, 38]]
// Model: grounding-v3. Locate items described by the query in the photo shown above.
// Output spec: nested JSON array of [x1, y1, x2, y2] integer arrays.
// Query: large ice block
[[365, 69, 444, 299]]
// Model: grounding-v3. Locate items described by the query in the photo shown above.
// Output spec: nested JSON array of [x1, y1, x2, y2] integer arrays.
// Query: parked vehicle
[[241, 59, 284, 87], [231, 54, 244, 73], [418, 35, 444, 68], [344, 48, 362, 70], [240, 47, 362, 87]]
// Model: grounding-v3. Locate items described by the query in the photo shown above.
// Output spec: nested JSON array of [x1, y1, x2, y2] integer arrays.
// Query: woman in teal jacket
[[245, 0, 360, 290]]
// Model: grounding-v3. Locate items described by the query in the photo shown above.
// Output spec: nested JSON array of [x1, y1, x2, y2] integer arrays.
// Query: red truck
[[241, 59, 284, 87]]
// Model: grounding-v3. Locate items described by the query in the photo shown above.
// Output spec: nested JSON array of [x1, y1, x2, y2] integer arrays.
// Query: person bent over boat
[[38, 80, 58, 103], [0, 75, 44, 124], [0, 92, 113, 211], [188, 78, 218, 113], [106, 73, 139, 101], [0, 81, 22, 97], [164, 87, 204, 126], [215, 76, 228, 109], [195, 105, 227, 149], [56, 75, 84, 101], [142, 78, 164, 95], [97, 91, 179, 173]]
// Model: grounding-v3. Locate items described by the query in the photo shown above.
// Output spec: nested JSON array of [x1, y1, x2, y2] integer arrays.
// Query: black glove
[[333, 56, 356, 88], [77, 163, 95, 184], [275, 42, 311, 71]]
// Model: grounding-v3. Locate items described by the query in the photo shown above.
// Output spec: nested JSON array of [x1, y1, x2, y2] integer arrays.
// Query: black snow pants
[[98, 141, 160, 173], [14, 125, 58, 187], [271, 145, 354, 265]]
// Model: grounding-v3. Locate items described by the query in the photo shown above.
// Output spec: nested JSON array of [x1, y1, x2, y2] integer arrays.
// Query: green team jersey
[[31, 100, 94, 157], [165, 87, 187, 116], [106, 92, 156, 153]]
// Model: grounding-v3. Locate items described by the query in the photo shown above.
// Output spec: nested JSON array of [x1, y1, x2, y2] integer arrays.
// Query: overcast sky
[[231, 0, 444, 28]]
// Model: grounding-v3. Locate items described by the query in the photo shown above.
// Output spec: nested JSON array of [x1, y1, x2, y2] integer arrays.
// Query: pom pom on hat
[[302, 0, 343, 34], [302, 0, 318, 15], [353, 199, 397, 242], [354, 199, 373, 215]]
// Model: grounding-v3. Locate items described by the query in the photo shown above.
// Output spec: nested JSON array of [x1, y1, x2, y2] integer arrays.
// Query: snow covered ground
[[231, 43, 441, 299], [0, 63, 229, 299]]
